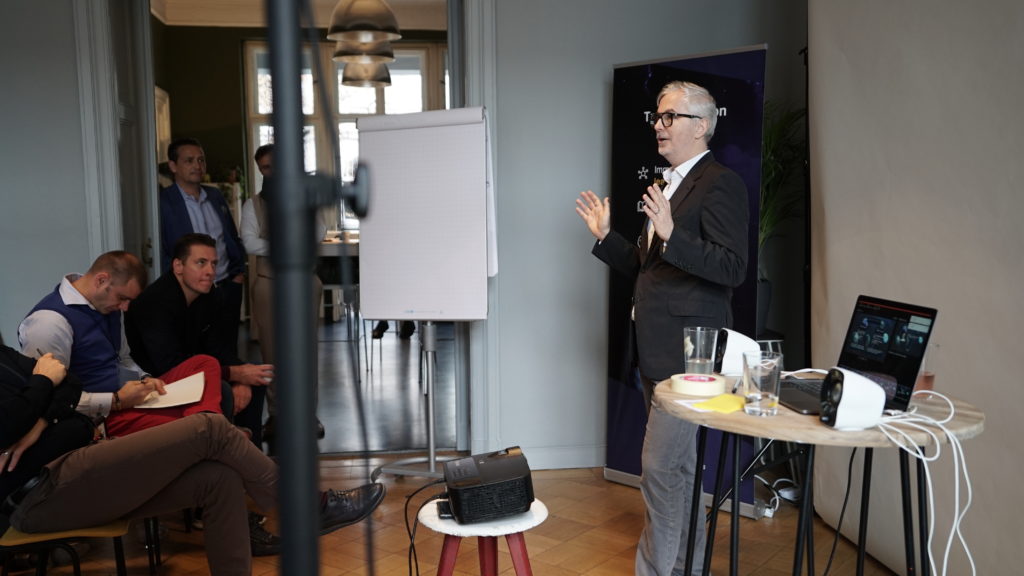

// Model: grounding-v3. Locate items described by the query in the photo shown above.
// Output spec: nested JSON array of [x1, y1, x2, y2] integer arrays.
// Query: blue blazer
[[159, 184, 246, 278]]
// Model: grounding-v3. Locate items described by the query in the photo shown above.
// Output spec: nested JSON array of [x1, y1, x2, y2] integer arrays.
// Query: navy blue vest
[[29, 285, 122, 392]]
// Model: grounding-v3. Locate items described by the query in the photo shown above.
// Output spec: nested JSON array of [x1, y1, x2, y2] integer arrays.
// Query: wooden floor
[[8, 459, 896, 575]]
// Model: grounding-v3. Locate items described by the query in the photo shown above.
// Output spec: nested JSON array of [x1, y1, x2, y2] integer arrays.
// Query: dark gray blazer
[[593, 152, 749, 381]]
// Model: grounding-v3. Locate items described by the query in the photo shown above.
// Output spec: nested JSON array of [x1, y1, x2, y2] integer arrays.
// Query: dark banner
[[605, 47, 766, 503]]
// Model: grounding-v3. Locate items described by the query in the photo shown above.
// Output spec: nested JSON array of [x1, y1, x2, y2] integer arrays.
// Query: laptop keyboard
[[782, 376, 824, 395]]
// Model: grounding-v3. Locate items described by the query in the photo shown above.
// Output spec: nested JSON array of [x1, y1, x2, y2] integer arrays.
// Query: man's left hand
[[228, 363, 274, 388]]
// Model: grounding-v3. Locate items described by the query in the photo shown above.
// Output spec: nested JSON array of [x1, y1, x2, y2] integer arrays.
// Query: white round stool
[[417, 499, 548, 576]]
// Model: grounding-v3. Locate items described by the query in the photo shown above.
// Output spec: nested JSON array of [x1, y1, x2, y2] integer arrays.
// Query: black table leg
[[684, 426, 708, 576], [703, 431, 731, 576], [900, 451, 918, 575], [730, 432, 741, 576], [918, 454, 930, 576], [793, 444, 815, 576], [857, 448, 874, 576]]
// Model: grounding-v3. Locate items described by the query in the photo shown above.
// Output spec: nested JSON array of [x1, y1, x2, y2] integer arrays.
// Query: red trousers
[[104, 354, 223, 438]]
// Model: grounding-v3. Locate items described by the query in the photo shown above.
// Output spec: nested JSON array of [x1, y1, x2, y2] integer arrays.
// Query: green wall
[[152, 21, 266, 182], [150, 21, 446, 186]]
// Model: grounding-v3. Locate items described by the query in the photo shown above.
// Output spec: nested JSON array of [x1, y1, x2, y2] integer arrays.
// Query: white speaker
[[713, 328, 761, 376], [819, 367, 885, 431]]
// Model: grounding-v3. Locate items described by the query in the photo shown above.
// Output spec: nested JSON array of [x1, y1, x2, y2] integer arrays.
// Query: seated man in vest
[[18, 251, 224, 438], [124, 233, 274, 444]]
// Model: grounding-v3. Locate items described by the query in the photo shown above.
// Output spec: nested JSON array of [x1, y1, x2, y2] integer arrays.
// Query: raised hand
[[575, 190, 612, 241]]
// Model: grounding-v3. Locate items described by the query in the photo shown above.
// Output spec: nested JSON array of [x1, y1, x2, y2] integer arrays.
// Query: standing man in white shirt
[[240, 143, 326, 441]]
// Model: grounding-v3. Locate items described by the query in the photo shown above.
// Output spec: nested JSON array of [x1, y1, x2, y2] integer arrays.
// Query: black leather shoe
[[1, 468, 49, 516], [318, 483, 385, 535], [399, 321, 415, 339], [371, 321, 389, 339], [249, 511, 281, 556]]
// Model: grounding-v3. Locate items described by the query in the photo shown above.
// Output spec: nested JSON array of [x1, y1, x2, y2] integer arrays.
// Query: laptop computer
[[778, 295, 938, 415]]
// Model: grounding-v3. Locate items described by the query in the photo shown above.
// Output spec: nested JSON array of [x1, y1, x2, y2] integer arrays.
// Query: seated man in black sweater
[[125, 234, 272, 445]]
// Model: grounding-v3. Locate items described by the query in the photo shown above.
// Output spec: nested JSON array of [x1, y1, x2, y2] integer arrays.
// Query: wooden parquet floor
[[10, 459, 896, 575]]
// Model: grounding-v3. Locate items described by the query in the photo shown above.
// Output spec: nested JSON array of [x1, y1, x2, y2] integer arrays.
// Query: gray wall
[[0, 0, 93, 344], [0, 0, 808, 465], [809, 1, 1023, 573], [480, 0, 808, 467]]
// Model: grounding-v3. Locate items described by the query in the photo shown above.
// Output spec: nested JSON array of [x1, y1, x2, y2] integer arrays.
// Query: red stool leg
[[478, 535, 499, 575], [506, 532, 534, 576], [436, 534, 462, 576]]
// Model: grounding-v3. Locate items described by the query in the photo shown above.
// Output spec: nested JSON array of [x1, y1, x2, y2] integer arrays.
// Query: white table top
[[417, 499, 548, 537]]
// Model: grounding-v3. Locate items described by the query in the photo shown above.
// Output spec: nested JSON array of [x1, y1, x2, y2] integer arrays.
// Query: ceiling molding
[[152, 0, 446, 30]]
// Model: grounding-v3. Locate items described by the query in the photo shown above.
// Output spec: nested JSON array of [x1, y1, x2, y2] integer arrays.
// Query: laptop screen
[[836, 295, 938, 411]]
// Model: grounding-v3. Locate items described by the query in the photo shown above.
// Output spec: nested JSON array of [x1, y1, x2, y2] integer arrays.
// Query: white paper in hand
[[135, 372, 204, 408]]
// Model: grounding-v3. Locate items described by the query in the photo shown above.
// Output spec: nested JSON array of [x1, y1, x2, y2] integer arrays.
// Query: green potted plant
[[757, 100, 806, 336]]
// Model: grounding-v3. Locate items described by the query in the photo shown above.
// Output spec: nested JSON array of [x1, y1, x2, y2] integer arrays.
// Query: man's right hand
[[231, 383, 252, 415], [575, 190, 611, 241], [117, 378, 164, 409], [228, 363, 275, 388], [32, 353, 67, 386]]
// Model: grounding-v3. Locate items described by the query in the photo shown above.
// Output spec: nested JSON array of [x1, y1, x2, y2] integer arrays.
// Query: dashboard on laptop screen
[[837, 296, 937, 411]]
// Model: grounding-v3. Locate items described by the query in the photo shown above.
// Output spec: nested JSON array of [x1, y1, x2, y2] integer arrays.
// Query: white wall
[[474, 0, 808, 468], [0, 0, 93, 345], [809, 1, 1024, 573]]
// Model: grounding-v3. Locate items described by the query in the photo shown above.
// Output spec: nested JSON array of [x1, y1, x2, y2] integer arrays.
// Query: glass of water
[[684, 327, 719, 374], [742, 351, 783, 416]]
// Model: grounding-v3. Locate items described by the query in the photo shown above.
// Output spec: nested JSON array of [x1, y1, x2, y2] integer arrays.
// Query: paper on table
[[135, 372, 204, 409], [692, 394, 745, 414]]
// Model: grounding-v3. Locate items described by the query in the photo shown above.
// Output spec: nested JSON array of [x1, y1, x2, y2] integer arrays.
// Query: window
[[244, 41, 448, 228]]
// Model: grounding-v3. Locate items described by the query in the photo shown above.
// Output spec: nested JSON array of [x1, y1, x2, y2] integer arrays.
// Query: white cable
[[869, 390, 976, 576]]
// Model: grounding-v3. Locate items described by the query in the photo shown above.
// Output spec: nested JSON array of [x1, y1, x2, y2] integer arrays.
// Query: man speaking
[[576, 80, 748, 575]]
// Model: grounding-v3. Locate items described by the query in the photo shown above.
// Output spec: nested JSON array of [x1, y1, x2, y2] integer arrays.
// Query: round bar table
[[654, 381, 984, 576]]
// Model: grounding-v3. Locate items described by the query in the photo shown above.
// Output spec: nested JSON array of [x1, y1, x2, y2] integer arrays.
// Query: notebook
[[778, 295, 938, 415]]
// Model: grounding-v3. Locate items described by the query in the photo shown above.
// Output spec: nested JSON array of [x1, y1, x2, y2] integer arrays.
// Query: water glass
[[742, 351, 783, 416], [684, 327, 719, 374]]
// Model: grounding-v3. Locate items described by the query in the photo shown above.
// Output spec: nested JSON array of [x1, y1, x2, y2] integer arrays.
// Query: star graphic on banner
[[637, 166, 649, 180]]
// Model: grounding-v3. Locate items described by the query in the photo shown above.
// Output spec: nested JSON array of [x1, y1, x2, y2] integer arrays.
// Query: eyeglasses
[[645, 111, 701, 127]]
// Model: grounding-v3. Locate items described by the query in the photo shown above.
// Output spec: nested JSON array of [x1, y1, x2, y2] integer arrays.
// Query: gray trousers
[[11, 413, 276, 576], [637, 378, 706, 576]]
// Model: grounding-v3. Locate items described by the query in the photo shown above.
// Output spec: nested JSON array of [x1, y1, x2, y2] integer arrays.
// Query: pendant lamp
[[327, 0, 401, 44], [341, 62, 392, 87], [332, 39, 395, 64]]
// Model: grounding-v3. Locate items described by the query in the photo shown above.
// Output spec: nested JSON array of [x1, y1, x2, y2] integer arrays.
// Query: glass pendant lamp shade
[[327, 0, 401, 44], [342, 62, 392, 87], [332, 40, 395, 64]]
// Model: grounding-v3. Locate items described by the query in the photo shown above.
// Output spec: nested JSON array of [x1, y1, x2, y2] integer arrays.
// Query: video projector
[[443, 446, 534, 524]]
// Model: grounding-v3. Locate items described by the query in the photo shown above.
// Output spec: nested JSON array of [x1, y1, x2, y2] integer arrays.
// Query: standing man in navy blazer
[[160, 138, 247, 361], [576, 81, 748, 576]]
